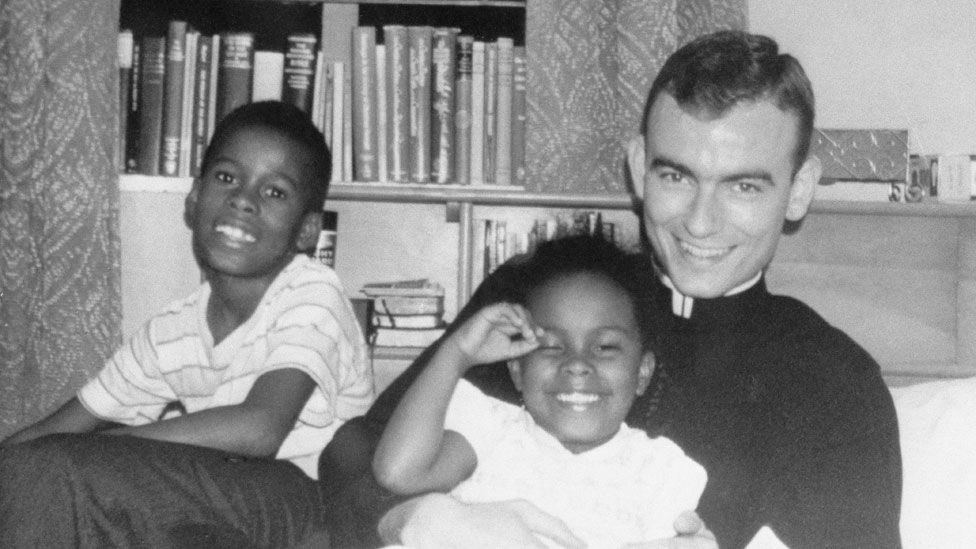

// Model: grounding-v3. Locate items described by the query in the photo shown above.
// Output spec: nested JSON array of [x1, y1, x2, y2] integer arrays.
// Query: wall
[[748, 0, 976, 154]]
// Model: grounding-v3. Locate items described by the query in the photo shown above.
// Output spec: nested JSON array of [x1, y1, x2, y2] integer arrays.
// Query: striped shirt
[[78, 255, 374, 478]]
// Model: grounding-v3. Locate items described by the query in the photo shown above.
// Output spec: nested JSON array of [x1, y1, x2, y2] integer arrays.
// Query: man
[[320, 30, 901, 549]]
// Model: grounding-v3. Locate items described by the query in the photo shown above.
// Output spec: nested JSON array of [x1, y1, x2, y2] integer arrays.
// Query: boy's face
[[508, 272, 653, 454], [630, 94, 818, 299], [185, 125, 320, 281]]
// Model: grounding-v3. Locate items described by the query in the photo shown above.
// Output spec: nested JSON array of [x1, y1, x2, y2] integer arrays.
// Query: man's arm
[[106, 368, 315, 457], [0, 397, 115, 448]]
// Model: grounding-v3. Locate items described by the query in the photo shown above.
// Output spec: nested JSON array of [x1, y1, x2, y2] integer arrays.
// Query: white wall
[[749, 0, 976, 154]]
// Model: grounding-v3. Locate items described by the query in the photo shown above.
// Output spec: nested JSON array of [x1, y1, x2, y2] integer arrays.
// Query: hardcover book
[[189, 36, 213, 177], [431, 28, 458, 184], [482, 41, 498, 184], [251, 50, 284, 102], [178, 30, 199, 177], [124, 39, 141, 174], [118, 30, 134, 173], [373, 326, 446, 348], [469, 41, 486, 185], [454, 35, 474, 185], [330, 61, 345, 184], [384, 25, 410, 183], [494, 37, 514, 186], [352, 26, 379, 181], [137, 36, 166, 177], [511, 46, 527, 187], [408, 26, 434, 183], [282, 33, 318, 113], [160, 20, 188, 176], [215, 32, 255, 123], [376, 44, 388, 183]]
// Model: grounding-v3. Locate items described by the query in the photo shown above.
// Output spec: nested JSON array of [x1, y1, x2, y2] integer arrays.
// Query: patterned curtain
[[525, 0, 747, 193], [0, 0, 121, 437]]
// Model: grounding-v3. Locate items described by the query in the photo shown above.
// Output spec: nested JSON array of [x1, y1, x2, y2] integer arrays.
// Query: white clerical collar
[[661, 271, 763, 319]]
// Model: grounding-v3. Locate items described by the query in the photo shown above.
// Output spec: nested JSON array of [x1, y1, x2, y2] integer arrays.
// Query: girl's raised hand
[[449, 302, 541, 368]]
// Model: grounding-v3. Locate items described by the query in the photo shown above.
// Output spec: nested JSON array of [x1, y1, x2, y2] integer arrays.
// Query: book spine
[[282, 33, 318, 113], [384, 25, 410, 183], [118, 30, 134, 173], [329, 61, 344, 184], [469, 41, 486, 185], [310, 52, 325, 132], [342, 60, 353, 183], [178, 30, 198, 177], [216, 32, 255, 123], [251, 50, 284, 102], [454, 36, 473, 185], [351, 26, 379, 182], [376, 44, 388, 183], [511, 46, 527, 187], [160, 20, 188, 176], [137, 36, 166, 176], [494, 38, 514, 186], [408, 26, 433, 183], [124, 39, 141, 174], [431, 28, 458, 184], [206, 35, 220, 146], [321, 60, 334, 143], [190, 36, 212, 177], [482, 42, 498, 184]]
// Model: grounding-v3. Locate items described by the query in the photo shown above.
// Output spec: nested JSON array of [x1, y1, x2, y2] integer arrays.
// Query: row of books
[[118, 22, 528, 188], [816, 154, 976, 203], [360, 279, 446, 348], [477, 211, 620, 283]]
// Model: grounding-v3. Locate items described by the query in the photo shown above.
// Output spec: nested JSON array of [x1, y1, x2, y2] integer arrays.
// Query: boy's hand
[[448, 302, 541, 368]]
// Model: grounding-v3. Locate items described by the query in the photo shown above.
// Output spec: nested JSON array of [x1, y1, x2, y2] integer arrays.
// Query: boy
[[373, 235, 706, 548], [0, 101, 373, 547]]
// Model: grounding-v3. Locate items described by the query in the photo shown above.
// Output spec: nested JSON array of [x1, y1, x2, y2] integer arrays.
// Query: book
[[310, 52, 326, 132], [329, 61, 344, 184], [375, 44, 388, 183], [252, 50, 284, 102], [408, 26, 433, 183], [160, 20, 188, 177], [342, 58, 353, 183], [124, 38, 142, 174], [351, 26, 379, 181], [494, 37, 514, 186], [190, 35, 213, 177], [372, 295, 445, 316], [511, 46, 527, 187], [118, 30, 134, 173], [282, 33, 318, 113], [454, 36, 474, 185], [178, 30, 199, 177], [374, 314, 443, 329], [206, 34, 221, 146], [469, 41, 486, 185], [431, 28, 458, 184], [373, 326, 446, 348], [136, 36, 166, 177], [215, 32, 255, 123], [482, 41, 498, 184], [361, 278, 445, 297], [384, 25, 410, 183]]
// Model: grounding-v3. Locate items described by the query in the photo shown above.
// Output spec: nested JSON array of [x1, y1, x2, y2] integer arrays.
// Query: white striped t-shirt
[[78, 255, 374, 478]]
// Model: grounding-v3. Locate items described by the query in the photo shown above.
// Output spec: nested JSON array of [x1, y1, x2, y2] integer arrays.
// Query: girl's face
[[508, 271, 653, 454]]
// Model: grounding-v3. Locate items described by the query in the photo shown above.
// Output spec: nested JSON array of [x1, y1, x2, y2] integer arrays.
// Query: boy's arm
[[108, 368, 316, 457], [0, 397, 115, 448]]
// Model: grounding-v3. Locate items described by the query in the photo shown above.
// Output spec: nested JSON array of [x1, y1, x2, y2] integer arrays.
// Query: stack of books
[[361, 279, 446, 348]]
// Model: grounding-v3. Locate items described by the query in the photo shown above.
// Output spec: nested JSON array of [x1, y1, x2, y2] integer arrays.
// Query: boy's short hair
[[506, 234, 660, 352], [201, 101, 332, 213], [641, 30, 815, 173]]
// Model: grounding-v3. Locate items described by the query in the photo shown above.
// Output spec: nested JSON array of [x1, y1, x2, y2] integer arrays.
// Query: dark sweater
[[320, 266, 902, 549]]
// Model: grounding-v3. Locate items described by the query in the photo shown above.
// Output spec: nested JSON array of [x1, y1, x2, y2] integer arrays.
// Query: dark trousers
[[0, 433, 330, 548]]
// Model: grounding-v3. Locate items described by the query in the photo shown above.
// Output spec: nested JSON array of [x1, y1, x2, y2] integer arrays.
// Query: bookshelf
[[116, 0, 976, 385]]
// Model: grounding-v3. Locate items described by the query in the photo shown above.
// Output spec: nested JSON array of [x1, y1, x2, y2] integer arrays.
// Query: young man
[[320, 31, 901, 549], [0, 101, 374, 547]]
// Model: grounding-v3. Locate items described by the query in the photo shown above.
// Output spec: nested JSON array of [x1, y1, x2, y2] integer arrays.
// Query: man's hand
[[379, 493, 584, 549], [620, 511, 718, 549]]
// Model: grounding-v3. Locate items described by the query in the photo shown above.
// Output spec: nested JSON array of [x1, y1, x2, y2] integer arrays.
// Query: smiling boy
[[0, 101, 373, 547]]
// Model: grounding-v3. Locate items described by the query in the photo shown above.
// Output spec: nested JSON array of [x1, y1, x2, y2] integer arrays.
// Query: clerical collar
[[661, 271, 763, 319]]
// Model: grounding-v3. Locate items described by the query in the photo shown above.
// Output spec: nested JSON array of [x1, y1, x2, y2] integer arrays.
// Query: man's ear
[[183, 179, 201, 229], [786, 155, 821, 221], [634, 352, 655, 396], [625, 134, 646, 200], [506, 359, 524, 393], [295, 210, 322, 252]]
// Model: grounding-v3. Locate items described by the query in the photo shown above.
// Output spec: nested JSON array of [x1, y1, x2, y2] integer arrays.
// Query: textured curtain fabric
[[525, 0, 747, 193], [0, 0, 121, 437]]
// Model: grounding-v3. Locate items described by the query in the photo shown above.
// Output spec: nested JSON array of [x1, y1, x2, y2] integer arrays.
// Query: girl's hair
[[201, 101, 332, 213], [505, 234, 660, 352]]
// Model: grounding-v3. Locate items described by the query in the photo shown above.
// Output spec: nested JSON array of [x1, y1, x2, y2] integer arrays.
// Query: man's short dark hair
[[201, 100, 332, 213], [641, 30, 815, 172]]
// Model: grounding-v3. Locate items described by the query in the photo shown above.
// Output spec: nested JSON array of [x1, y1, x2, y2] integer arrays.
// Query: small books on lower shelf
[[361, 279, 446, 347]]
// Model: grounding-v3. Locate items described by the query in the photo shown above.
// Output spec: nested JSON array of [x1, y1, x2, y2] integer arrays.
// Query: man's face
[[633, 94, 817, 298]]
